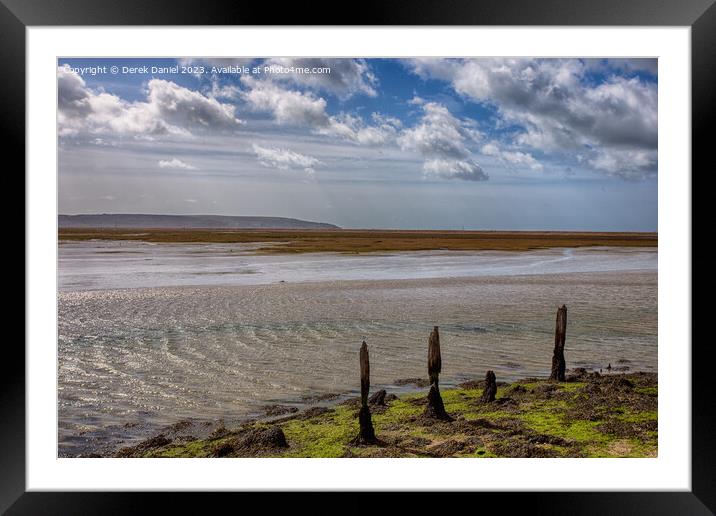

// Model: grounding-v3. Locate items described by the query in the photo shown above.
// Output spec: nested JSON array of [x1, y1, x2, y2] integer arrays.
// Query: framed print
[[7, 0, 712, 513]]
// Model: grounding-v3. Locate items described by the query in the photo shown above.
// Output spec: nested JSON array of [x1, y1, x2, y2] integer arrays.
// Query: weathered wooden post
[[423, 326, 452, 420], [428, 326, 441, 387], [481, 370, 497, 402], [354, 341, 377, 444], [549, 305, 567, 382]]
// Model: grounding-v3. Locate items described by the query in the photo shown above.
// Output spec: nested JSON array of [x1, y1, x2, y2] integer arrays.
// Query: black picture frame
[[5, 0, 711, 513]]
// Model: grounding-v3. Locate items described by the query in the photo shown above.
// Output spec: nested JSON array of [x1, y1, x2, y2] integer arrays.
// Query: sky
[[57, 57, 658, 231]]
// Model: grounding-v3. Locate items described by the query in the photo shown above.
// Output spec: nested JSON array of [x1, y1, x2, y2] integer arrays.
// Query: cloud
[[397, 101, 487, 181], [398, 102, 480, 159], [147, 79, 243, 130], [57, 65, 94, 117], [207, 78, 241, 101], [408, 95, 425, 105], [89, 138, 115, 147], [158, 158, 197, 170], [423, 159, 488, 181], [57, 65, 243, 138], [241, 76, 396, 145], [318, 112, 399, 145], [262, 58, 377, 98], [241, 76, 329, 126], [252, 144, 321, 175], [588, 148, 657, 179], [404, 58, 657, 179], [481, 142, 542, 170], [371, 112, 403, 128], [577, 77, 657, 149]]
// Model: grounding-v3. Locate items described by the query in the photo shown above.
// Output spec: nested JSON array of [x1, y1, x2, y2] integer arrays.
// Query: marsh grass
[[59, 228, 658, 254]]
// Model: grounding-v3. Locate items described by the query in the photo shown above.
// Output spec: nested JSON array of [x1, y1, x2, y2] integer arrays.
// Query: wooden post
[[428, 326, 441, 387], [549, 305, 567, 382], [355, 341, 377, 444], [423, 326, 452, 421], [360, 341, 370, 406], [481, 370, 497, 402]]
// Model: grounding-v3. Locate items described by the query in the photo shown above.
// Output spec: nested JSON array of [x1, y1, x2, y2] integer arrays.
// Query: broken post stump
[[353, 341, 377, 445], [423, 326, 452, 421], [481, 370, 497, 402], [368, 389, 387, 406], [549, 305, 568, 382]]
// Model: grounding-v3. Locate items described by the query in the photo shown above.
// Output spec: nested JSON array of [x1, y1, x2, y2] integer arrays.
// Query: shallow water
[[57, 243, 657, 456], [58, 241, 656, 291]]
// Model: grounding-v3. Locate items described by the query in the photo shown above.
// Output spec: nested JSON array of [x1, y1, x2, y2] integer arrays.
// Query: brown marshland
[[58, 228, 657, 254]]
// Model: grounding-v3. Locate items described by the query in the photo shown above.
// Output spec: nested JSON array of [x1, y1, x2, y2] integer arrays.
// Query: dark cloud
[[57, 65, 243, 138]]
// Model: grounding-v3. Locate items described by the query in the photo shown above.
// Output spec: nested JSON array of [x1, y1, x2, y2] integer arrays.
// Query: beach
[[58, 241, 657, 457]]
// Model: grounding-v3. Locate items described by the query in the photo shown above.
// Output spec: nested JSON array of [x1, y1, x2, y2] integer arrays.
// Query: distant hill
[[58, 214, 340, 230]]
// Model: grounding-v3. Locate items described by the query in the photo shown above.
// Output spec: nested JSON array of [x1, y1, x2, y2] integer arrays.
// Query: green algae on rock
[[116, 370, 657, 459]]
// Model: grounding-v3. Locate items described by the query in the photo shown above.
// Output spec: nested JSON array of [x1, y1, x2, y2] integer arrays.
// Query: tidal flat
[[58, 240, 657, 457]]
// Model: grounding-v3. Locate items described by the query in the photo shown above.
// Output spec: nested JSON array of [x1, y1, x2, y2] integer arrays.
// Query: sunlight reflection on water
[[57, 244, 657, 456]]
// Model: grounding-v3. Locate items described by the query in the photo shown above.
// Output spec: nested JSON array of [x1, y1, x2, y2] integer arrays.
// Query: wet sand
[[58, 269, 656, 457]]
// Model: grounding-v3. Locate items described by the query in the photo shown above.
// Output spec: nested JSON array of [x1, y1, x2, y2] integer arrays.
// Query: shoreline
[[62, 361, 655, 458], [58, 269, 657, 456], [58, 246, 658, 458], [100, 368, 657, 459]]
